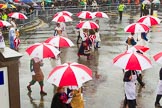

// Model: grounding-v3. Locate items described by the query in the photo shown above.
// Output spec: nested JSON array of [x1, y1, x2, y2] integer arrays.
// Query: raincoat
[[71, 89, 84, 108], [9, 27, 16, 49]]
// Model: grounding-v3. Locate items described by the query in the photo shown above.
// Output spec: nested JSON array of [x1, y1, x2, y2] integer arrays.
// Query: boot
[[40, 91, 47, 95]]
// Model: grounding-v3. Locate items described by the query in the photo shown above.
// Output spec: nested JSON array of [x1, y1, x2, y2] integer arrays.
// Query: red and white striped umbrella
[[44, 36, 74, 48], [76, 11, 95, 19], [76, 21, 99, 29], [8, 12, 27, 19], [26, 43, 60, 59], [53, 11, 73, 18], [52, 15, 73, 22], [153, 52, 162, 64], [113, 52, 152, 70], [127, 45, 150, 53], [124, 23, 149, 33], [137, 15, 160, 26], [47, 62, 92, 87], [92, 11, 109, 18], [0, 20, 11, 27]]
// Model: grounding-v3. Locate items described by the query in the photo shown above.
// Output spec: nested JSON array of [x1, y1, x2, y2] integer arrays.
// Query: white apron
[[157, 80, 162, 95], [125, 74, 137, 100]]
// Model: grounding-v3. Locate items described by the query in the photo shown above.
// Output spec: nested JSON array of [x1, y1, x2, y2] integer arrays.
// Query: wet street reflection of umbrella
[[137, 16, 160, 26], [8, 12, 28, 19], [47, 62, 92, 87], [76, 21, 99, 29], [26, 43, 60, 59], [113, 52, 152, 70], [124, 23, 149, 33], [153, 52, 162, 64], [44, 36, 74, 48]]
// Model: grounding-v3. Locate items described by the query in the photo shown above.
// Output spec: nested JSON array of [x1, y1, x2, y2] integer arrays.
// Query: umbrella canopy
[[137, 16, 160, 26], [8, 12, 28, 19], [47, 62, 92, 87], [127, 45, 150, 53], [142, 0, 151, 4], [153, 52, 162, 64], [92, 11, 109, 18], [0, 20, 11, 27], [76, 21, 99, 29], [113, 52, 152, 70], [21, 0, 33, 3], [1, 4, 16, 9], [152, 0, 160, 3], [124, 23, 149, 33], [44, 36, 74, 48], [76, 11, 95, 19], [26, 43, 60, 59], [53, 11, 73, 18], [52, 15, 73, 22]]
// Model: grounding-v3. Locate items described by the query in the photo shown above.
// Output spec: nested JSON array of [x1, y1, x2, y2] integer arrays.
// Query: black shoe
[[40, 91, 47, 95], [155, 103, 161, 107], [27, 86, 32, 92]]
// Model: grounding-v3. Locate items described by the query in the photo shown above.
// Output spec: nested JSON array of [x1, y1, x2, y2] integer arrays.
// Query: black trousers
[[155, 95, 162, 104], [119, 11, 123, 21], [124, 95, 136, 108]]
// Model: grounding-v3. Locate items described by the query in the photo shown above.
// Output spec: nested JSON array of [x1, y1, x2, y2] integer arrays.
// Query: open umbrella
[[0, 20, 11, 27], [76, 11, 95, 19], [52, 15, 73, 22], [92, 11, 109, 18], [127, 45, 150, 53], [44, 36, 74, 48], [53, 11, 73, 18], [26, 43, 60, 59], [47, 62, 92, 87], [8, 12, 28, 19], [113, 52, 152, 70], [137, 16, 160, 26], [152, 0, 160, 3], [76, 21, 99, 29], [1, 4, 16, 9], [124, 23, 149, 33], [142, 0, 151, 4], [153, 52, 162, 64]]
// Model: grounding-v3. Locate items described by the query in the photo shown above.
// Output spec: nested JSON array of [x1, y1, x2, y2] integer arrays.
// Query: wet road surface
[[18, 13, 162, 108]]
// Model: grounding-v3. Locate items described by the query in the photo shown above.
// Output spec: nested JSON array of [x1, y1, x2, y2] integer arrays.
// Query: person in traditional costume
[[27, 57, 47, 95]]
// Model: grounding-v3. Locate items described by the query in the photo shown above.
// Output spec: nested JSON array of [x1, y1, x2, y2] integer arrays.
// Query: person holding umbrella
[[27, 57, 47, 95], [123, 70, 145, 108], [155, 68, 162, 107]]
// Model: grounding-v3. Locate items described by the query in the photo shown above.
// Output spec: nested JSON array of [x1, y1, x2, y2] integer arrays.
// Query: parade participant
[[54, 23, 62, 36], [78, 29, 92, 60], [51, 87, 73, 108], [27, 57, 47, 95], [71, 88, 84, 108], [91, 0, 98, 11], [89, 29, 96, 49], [14, 29, 20, 51], [137, 32, 148, 46], [126, 33, 136, 50], [143, 4, 149, 16], [0, 31, 5, 48], [60, 22, 68, 37], [118, 2, 125, 21], [10, 18, 17, 29], [123, 70, 145, 108], [95, 19, 101, 48], [155, 68, 162, 107], [9, 25, 16, 50], [76, 18, 84, 44], [140, 3, 145, 17]]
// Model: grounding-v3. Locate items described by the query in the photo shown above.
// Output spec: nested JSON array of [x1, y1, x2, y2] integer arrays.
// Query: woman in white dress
[[123, 70, 145, 108]]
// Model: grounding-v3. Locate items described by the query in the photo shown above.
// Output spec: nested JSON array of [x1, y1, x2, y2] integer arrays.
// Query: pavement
[[16, 11, 162, 108]]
